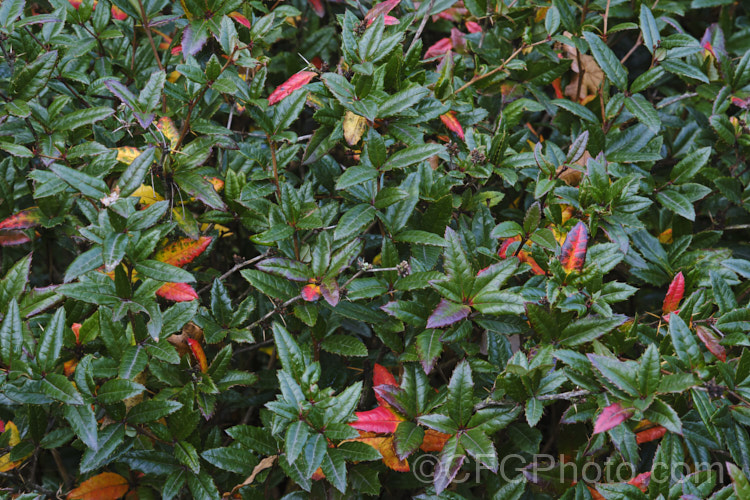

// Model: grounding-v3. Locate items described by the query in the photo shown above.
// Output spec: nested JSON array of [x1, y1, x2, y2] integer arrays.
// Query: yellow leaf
[[0, 422, 28, 472], [157, 117, 180, 150], [116, 147, 142, 165], [130, 184, 164, 206], [343, 111, 367, 146]]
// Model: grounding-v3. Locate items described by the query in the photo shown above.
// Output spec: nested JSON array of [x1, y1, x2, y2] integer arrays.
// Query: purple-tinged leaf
[[321, 279, 339, 307], [426, 299, 471, 328], [434, 437, 466, 494], [593, 402, 634, 434], [416, 329, 443, 374], [182, 23, 208, 57], [104, 79, 138, 110], [133, 111, 155, 129]]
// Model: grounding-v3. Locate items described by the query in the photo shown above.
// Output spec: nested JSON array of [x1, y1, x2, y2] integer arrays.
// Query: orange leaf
[[560, 221, 588, 273], [658, 227, 673, 244], [0, 231, 31, 246], [64, 359, 79, 377], [157, 282, 198, 302], [0, 208, 41, 230], [72, 323, 82, 344], [349, 405, 403, 434], [228, 11, 251, 29], [154, 236, 212, 267], [111, 5, 127, 20], [157, 117, 180, 150], [187, 338, 208, 373], [635, 425, 667, 444], [356, 435, 409, 471], [696, 325, 726, 362], [268, 71, 317, 106], [662, 272, 684, 316], [628, 472, 651, 492], [440, 112, 464, 140], [420, 429, 451, 452], [67, 472, 129, 500]]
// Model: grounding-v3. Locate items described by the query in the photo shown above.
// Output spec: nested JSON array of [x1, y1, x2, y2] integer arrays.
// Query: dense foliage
[[2, 0, 750, 497]]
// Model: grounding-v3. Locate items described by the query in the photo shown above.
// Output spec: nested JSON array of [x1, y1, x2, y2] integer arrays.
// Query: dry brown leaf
[[559, 32, 604, 104], [225, 455, 278, 497], [167, 321, 204, 357]]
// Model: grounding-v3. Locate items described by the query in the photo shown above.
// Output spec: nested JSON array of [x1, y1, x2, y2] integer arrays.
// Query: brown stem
[[196, 252, 270, 295], [267, 135, 282, 200], [136, 0, 164, 71], [455, 40, 547, 94]]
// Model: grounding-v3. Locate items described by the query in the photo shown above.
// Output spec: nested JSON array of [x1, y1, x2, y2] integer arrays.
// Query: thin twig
[[197, 253, 270, 295], [407, 0, 436, 54], [620, 33, 642, 64], [455, 40, 547, 94]]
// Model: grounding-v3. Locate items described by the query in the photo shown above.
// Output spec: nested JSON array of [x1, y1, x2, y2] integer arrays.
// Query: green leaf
[[273, 88, 308, 133], [304, 433, 327, 478], [625, 93, 660, 133], [644, 398, 682, 434], [42, 373, 84, 405], [320, 335, 367, 357], [656, 189, 695, 221], [378, 86, 429, 118], [0, 299, 22, 366], [321, 449, 347, 493], [416, 329, 443, 374], [661, 59, 709, 83], [54, 106, 114, 131], [668, 313, 702, 369], [0, 253, 31, 313], [10, 50, 58, 100], [174, 172, 226, 210], [394, 421, 424, 460], [135, 260, 196, 283], [272, 322, 306, 377], [588, 354, 639, 397], [49, 164, 109, 198], [583, 31, 628, 90], [448, 360, 474, 427], [559, 315, 628, 346], [103, 233, 128, 273], [64, 247, 103, 283], [201, 446, 255, 475], [97, 379, 145, 404], [462, 428, 498, 472], [118, 147, 156, 197], [381, 144, 444, 171], [333, 204, 375, 241], [64, 404, 98, 450], [639, 5, 660, 54], [394, 230, 447, 247], [670, 147, 711, 183], [37, 308, 65, 373], [138, 71, 166, 111], [128, 400, 183, 424], [335, 165, 378, 190]]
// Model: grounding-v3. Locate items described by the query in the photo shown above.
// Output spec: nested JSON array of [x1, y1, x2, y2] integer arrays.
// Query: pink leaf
[[426, 299, 471, 329], [593, 402, 634, 434], [696, 325, 727, 362], [365, 0, 400, 23], [424, 38, 452, 59], [349, 405, 403, 433]]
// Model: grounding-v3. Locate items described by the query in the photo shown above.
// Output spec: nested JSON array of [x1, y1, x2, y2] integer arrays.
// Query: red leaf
[[365, 0, 400, 23], [301, 283, 321, 301], [0, 231, 31, 246], [498, 237, 545, 275], [465, 21, 481, 33], [187, 338, 208, 373], [228, 11, 251, 29], [662, 272, 684, 316], [349, 405, 403, 433], [268, 71, 317, 105], [424, 38, 452, 59], [154, 236, 212, 268], [593, 402, 634, 434], [560, 221, 589, 273], [67, 472, 129, 500], [0, 208, 41, 230], [696, 325, 727, 362], [157, 282, 198, 302], [308, 0, 325, 17], [373, 364, 397, 407], [635, 426, 667, 444], [628, 472, 651, 492], [440, 112, 465, 140]]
